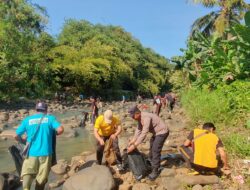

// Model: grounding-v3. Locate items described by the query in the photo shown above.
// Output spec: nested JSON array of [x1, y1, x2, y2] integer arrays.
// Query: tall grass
[[181, 89, 233, 126], [181, 81, 250, 128], [180, 81, 250, 157]]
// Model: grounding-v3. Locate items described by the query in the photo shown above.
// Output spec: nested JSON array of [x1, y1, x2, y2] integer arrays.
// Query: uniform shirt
[[16, 113, 61, 157], [188, 128, 223, 168], [94, 115, 121, 136], [134, 112, 168, 145], [187, 130, 223, 148]]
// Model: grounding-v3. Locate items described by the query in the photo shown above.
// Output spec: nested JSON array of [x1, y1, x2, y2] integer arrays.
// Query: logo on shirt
[[29, 118, 49, 125]]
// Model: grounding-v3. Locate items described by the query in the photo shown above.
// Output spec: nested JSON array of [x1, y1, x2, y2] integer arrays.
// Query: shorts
[[21, 156, 52, 184]]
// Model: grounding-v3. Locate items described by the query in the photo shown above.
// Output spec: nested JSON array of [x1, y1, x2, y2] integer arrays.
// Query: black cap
[[36, 102, 48, 112], [128, 105, 140, 117]]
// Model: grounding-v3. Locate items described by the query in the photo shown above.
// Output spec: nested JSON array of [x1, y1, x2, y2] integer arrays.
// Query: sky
[[33, 0, 218, 58]]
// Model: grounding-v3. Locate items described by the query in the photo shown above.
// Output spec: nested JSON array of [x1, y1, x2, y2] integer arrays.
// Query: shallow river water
[[0, 110, 96, 173]]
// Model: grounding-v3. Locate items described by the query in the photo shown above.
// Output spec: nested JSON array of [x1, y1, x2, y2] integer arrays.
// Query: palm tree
[[190, 0, 250, 37]]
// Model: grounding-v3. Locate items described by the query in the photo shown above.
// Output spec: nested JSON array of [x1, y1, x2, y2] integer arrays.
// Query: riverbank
[[0, 99, 249, 190]]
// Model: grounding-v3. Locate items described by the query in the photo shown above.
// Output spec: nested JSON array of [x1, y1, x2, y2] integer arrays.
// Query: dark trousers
[[179, 145, 218, 174], [155, 104, 162, 116], [91, 113, 98, 124], [96, 136, 122, 165], [149, 132, 169, 169]]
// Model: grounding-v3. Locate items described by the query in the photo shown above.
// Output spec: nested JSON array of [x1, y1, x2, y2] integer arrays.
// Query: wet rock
[[160, 168, 176, 177], [80, 151, 94, 156], [84, 153, 96, 162], [51, 159, 69, 175], [63, 165, 115, 190], [70, 156, 85, 165], [192, 184, 203, 190], [0, 130, 16, 139], [132, 183, 151, 190], [63, 128, 78, 138], [175, 175, 220, 185]]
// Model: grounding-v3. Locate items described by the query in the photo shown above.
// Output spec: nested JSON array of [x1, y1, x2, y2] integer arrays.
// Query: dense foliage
[[171, 3, 250, 157], [190, 0, 250, 37], [49, 20, 171, 98], [0, 0, 171, 100]]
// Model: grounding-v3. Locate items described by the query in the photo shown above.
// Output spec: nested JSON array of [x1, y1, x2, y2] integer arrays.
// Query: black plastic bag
[[8, 144, 24, 177], [123, 149, 150, 180]]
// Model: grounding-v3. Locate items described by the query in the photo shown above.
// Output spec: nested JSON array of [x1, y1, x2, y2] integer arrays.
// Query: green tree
[[49, 19, 171, 96], [190, 0, 250, 37]]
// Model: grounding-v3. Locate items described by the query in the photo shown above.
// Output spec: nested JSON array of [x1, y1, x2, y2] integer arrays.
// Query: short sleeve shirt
[[16, 113, 61, 157], [187, 131, 223, 148], [94, 115, 121, 136]]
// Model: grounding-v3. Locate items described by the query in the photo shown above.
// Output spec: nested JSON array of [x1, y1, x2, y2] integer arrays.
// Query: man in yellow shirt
[[180, 123, 230, 175], [94, 109, 123, 170]]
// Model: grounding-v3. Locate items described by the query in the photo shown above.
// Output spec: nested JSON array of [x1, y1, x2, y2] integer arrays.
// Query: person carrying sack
[[94, 110, 123, 171], [179, 122, 230, 175], [104, 138, 117, 165], [14, 102, 64, 190], [127, 106, 169, 180]]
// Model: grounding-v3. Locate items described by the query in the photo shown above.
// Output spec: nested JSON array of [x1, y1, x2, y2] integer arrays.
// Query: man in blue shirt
[[15, 102, 64, 190]]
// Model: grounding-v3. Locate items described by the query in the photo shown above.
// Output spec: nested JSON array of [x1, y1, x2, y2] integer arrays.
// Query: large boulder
[[175, 175, 220, 185], [63, 165, 115, 190]]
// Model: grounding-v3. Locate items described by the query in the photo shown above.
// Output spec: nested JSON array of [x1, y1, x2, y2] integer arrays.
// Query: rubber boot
[[148, 168, 160, 181]]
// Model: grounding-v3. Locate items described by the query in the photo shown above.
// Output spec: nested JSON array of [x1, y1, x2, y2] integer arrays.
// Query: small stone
[[51, 160, 69, 175], [192, 184, 203, 190]]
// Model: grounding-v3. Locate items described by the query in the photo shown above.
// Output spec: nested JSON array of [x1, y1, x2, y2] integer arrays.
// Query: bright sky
[[32, 0, 219, 58]]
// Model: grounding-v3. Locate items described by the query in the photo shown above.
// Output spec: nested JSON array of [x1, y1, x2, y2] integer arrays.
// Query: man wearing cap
[[94, 110, 123, 170], [127, 106, 169, 180], [15, 102, 64, 190]]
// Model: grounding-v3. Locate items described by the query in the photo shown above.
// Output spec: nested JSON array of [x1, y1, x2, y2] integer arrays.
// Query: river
[[0, 110, 96, 173]]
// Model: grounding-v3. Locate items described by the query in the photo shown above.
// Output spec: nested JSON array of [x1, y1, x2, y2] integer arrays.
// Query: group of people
[[153, 92, 176, 116], [14, 98, 230, 190]]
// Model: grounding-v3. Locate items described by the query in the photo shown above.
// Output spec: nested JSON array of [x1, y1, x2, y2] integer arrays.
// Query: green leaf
[[245, 11, 250, 27]]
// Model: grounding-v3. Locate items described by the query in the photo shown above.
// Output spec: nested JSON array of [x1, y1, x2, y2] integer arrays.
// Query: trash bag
[[52, 130, 57, 166], [123, 149, 150, 180], [8, 144, 24, 176]]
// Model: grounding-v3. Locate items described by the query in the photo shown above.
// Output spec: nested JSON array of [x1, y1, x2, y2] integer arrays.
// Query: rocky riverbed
[[0, 99, 249, 190]]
